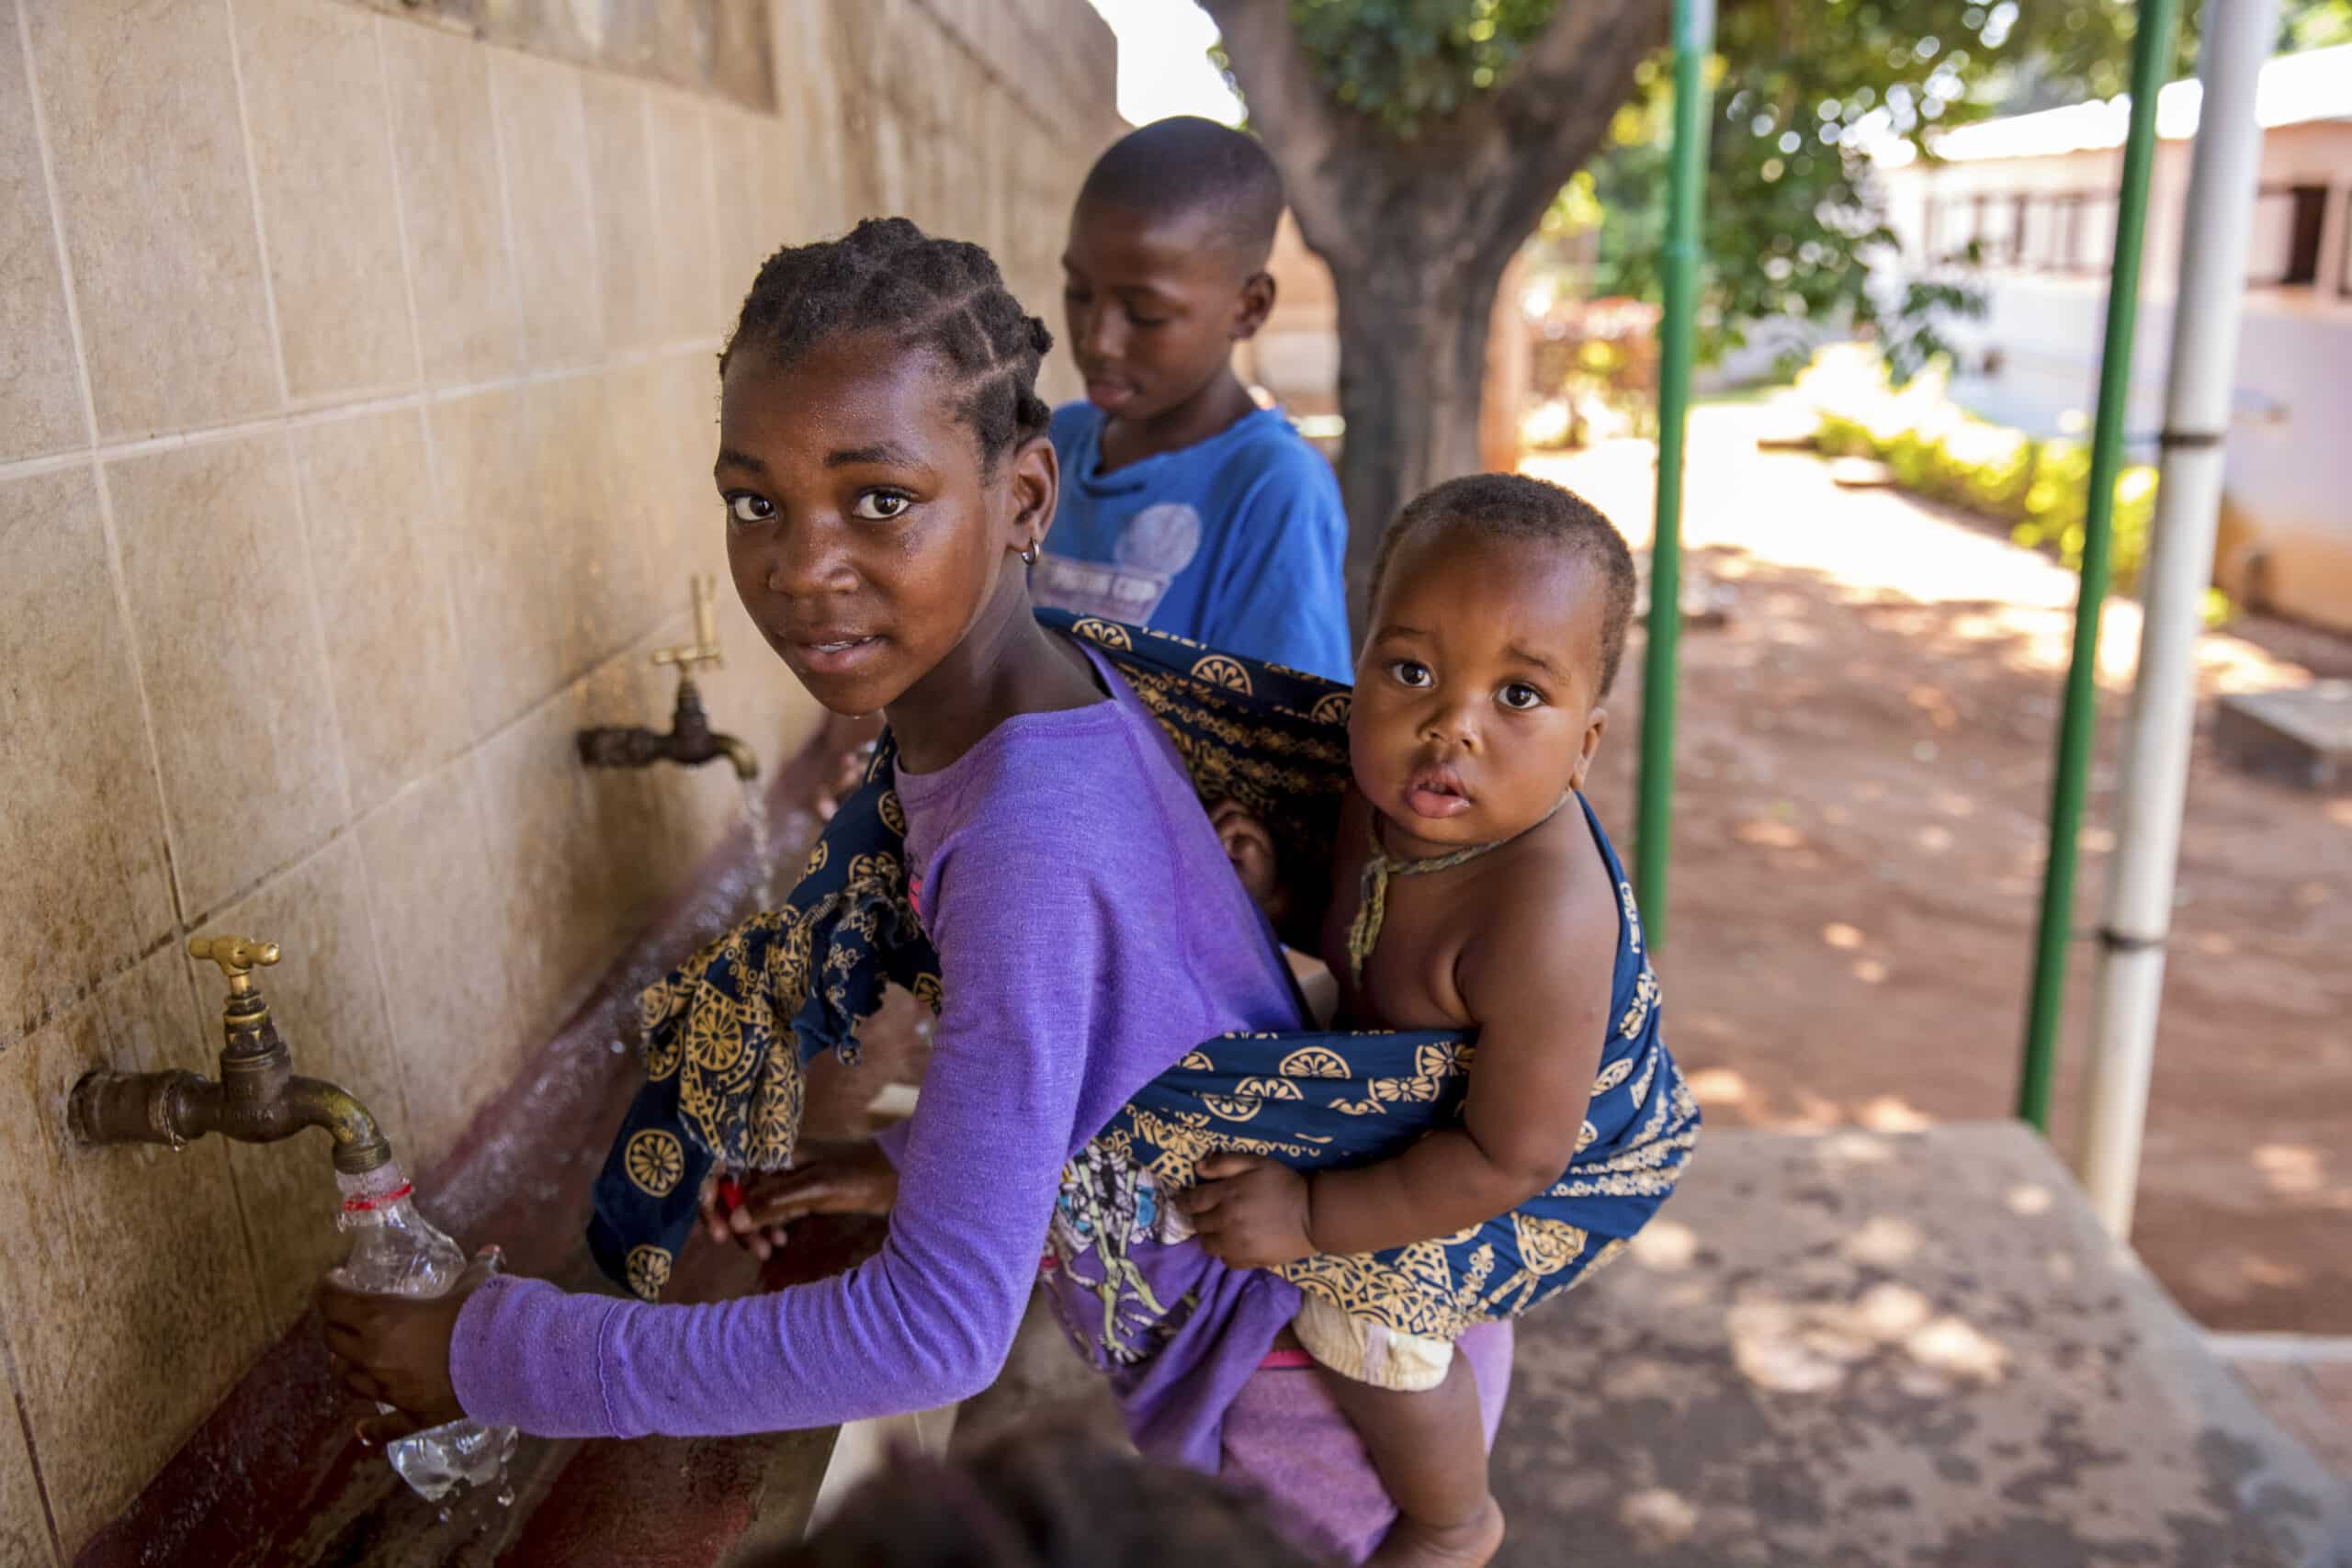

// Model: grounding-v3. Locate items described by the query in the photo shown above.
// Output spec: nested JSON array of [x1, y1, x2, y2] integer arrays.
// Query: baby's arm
[[1302, 871, 1614, 1255]]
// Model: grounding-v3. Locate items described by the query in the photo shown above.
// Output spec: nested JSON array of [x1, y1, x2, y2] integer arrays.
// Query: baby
[[1176, 473, 1647, 1567]]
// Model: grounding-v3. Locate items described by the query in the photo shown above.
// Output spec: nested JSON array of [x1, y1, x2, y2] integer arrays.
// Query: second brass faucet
[[577, 575, 759, 781]]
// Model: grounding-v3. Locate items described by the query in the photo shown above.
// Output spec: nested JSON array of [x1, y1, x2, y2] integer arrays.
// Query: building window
[[2247, 185, 2328, 287], [2073, 192, 2118, 274]]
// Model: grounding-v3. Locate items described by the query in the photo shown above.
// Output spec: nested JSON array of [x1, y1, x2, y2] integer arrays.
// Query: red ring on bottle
[[341, 1181, 414, 1213]]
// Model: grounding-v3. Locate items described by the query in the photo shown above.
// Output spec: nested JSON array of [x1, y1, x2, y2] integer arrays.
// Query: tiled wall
[[0, 0, 1120, 1556]]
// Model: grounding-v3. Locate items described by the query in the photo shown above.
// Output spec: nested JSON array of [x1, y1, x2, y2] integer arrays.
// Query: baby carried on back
[[591, 610, 1698, 1352]]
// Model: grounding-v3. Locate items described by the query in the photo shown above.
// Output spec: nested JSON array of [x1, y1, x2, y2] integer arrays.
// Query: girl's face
[[715, 333, 1054, 717]]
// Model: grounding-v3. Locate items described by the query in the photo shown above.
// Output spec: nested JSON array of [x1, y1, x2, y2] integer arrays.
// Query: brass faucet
[[577, 575, 759, 781], [68, 936, 393, 1175]]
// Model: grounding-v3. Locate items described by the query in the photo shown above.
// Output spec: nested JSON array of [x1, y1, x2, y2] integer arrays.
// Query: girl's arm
[[445, 831, 1094, 1438]]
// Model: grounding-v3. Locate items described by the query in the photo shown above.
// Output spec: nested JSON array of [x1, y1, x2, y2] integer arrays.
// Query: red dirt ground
[[1524, 404, 2352, 1335]]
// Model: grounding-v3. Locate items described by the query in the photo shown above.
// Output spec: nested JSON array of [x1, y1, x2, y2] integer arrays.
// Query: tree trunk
[[1328, 255, 1504, 617], [1198, 0, 1665, 630]]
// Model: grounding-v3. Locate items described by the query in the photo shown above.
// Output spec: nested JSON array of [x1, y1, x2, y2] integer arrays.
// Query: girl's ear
[[1007, 434, 1058, 557], [1570, 707, 1608, 792]]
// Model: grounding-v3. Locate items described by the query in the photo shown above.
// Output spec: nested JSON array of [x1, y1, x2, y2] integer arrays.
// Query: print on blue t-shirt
[[1033, 401, 1353, 683]]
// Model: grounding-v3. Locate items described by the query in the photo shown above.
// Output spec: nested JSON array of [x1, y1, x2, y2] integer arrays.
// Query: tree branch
[[1442, 1, 1668, 275], [1196, 0, 1363, 268]]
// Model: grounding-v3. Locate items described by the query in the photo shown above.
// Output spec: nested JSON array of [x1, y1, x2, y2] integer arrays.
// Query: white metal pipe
[[2076, 0, 2278, 1238]]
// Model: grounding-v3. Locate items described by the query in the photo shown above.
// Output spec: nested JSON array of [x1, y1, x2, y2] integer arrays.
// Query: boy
[[1038, 116, 1352, 682], [1179, 475, 1657, 1567]]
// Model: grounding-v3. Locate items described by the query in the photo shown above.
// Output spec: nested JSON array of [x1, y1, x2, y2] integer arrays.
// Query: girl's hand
[[1173, 1154, 1317, 1269], [319, 1248, 500, 1445], [699, 1139, 899, 1261]]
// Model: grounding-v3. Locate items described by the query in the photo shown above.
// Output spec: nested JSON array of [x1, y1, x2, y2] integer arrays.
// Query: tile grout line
[[0, 604, 684, 1060], [0, 1311, 67, 1568], [0, 13, 75, 1508], [0, 338, 727, 488], [361, 10, 449, 1150], [220, 0, 295, 413], [370, 12, 432, 397], [481, 43, 535, 384], [13, 0, 198, 950]]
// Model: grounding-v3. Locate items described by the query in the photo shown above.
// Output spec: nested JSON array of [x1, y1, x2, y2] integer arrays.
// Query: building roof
[[1922, 43, 2352, 164]]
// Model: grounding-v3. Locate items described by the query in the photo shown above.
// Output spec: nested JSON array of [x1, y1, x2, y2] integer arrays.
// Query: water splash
[[740, 776, 775, 911]]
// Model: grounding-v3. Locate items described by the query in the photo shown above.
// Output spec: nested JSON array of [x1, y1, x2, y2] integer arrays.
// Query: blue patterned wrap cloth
[[589, 610, 1698, 1337]]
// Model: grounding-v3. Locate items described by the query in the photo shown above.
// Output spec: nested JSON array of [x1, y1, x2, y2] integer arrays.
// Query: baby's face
[[1349, 527, 1609, 856]]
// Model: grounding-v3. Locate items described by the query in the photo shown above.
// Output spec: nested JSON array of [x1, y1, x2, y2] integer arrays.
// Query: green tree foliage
[[1257, 0, 2349, 375]]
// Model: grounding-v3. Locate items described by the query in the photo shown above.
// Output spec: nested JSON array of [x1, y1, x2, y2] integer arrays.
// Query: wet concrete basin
[[78, 724, 914, 1568]]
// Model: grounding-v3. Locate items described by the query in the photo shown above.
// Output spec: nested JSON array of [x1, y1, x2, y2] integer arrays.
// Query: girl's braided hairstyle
[[721, 218, 1054, 473]]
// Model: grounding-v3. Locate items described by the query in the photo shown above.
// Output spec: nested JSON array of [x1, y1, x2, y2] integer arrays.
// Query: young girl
[[318, 219, 1506, 1560]]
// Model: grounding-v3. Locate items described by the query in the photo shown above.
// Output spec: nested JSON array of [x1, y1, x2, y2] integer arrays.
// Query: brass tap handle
[[651, 574, 725, 678], [189, 935, 280, 998]]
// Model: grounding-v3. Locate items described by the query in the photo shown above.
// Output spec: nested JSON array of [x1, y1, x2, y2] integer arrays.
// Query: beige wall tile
[[0, 1338, 58, 1566], [290, 407, 469, 814], [380, 17, 521, 388], [356, 759, 520, 1169], [195, 835, 409, 1333], [582, 73, 661, 355], [231, 0, 415, 404], [22, 0, 277, 440], [108, 436, 347, 918], [0, 0, 83, 466], [604, 351, 718, 595], [531, 372, 659, 679], [0, 468, 175, 1043], [491, 51, 603, 370], [469, 678, 633, 1055], [424, 385, 562, 738], [645, 87, 722, 343], [0, 949, 266, 1551], [709, 108, 769, 314]]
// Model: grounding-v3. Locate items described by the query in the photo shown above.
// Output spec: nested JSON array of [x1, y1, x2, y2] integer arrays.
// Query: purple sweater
[[449, 647, 1306, 1455]]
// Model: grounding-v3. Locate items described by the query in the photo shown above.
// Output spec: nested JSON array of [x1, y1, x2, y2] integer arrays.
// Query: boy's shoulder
[[1049, 400, 1336, 501]]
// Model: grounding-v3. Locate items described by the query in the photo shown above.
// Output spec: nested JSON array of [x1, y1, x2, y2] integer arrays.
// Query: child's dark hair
[[1371, 473, 1640, 696], [721, 217, 1054, 473], [760, 1427, 1332, 1568], [1079, 116, 1286, 269]]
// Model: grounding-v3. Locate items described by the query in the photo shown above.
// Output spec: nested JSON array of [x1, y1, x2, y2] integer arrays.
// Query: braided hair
[[721, 218, 1054, 474]]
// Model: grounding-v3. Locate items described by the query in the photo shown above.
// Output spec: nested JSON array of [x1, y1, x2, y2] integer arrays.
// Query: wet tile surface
[[0, 0, 84, 465], [0, 468, 176, 1042], [0, 950, 266, 1552]]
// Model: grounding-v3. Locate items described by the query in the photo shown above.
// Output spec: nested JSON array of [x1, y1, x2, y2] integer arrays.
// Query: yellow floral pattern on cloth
[[588, 610, 1697, 1315]]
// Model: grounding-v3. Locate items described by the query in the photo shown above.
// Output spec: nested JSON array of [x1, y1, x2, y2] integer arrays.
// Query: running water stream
[[741, 774, 775, 910]]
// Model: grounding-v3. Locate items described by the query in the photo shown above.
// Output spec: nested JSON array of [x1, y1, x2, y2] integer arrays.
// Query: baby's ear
[[1210, 800, 1283, 913]]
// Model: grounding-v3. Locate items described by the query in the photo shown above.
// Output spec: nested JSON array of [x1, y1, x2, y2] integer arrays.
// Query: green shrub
[[1805, 355, 2169, 593]]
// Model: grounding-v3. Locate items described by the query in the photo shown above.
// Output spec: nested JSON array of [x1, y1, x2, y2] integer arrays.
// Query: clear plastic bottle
[[334, 1164, 518, 1503]]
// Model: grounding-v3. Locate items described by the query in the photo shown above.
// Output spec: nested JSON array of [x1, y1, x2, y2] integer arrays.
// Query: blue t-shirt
[[1034, 401, 1353, 682]]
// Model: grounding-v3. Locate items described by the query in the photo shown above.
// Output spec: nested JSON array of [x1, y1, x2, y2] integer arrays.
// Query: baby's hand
[[699, 1141, 899, 1261], [1173, 1153, 1316, 1269], [1209, 800, 1287, 923]]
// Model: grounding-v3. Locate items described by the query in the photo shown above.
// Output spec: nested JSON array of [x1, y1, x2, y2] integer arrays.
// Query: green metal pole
[[1634, 0, 1714, 953], [2017, 0, 2181, 1130]]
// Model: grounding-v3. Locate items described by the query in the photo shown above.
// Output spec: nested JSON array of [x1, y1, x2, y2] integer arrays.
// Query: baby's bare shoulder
[[1457, 818, 1621, 1006]]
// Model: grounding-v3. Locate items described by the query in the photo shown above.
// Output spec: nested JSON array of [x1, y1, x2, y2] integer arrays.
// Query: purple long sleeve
[[449, 647, 1306, 1444]]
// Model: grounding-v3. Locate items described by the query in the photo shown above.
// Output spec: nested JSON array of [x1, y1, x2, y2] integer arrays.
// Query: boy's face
[[715, 333, 1053, 717], [1350, 526, 1610, 856], [1060, 197, 1272, 423]]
